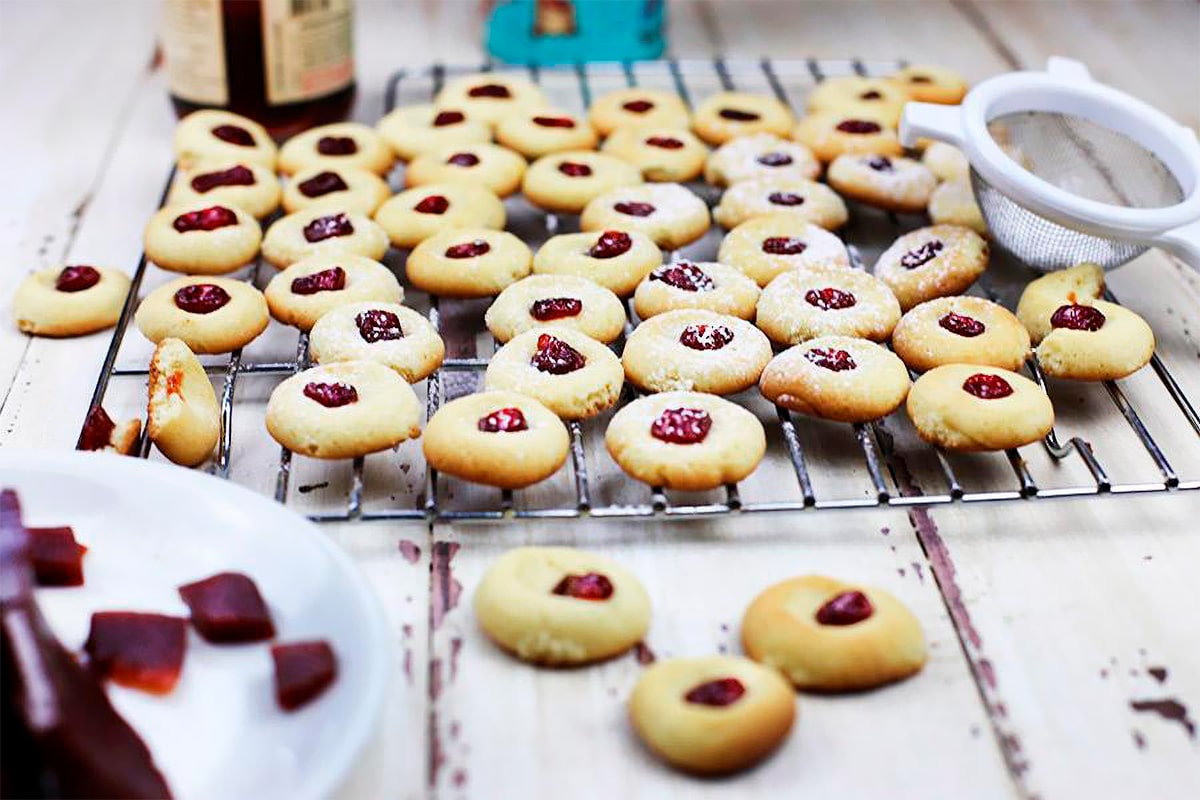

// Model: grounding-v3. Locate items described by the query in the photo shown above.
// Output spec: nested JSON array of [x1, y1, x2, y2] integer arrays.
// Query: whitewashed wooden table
[[3, 2, 1200, 798]]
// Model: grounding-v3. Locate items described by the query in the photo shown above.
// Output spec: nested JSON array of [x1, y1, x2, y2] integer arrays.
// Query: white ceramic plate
[[0, 450, 389, 800]]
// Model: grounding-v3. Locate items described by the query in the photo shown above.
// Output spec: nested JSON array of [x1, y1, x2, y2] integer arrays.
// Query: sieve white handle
[[1156, 218, 1200, 269], [899, 103, 964, 148]]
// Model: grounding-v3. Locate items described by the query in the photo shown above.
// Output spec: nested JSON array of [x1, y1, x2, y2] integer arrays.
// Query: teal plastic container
[[486, 0, 666, 65]]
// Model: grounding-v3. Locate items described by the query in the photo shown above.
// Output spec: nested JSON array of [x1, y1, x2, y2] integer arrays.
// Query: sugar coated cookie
[[278, 122, 394, 176], [629, 656, 795, 775], [891, 64, 968, 105], [485, 274, 626, 344], [692, 92, 794, 145], [135, 276, 268, 354], [13, 265, 130, 337], [485, 327, 623, 419], [522, 151, 644, 214], [169, 160, 281, 219], [282, 165, 391, 216], [713, 176, 848, 230], [718, 214, 850, 286], [405, 142, 526, 198], [928, 180, 987, 235], [495, 108, 598, 158], [174, 109, 276, 169], [755, 265, 900, 345], [704, 132, 820, 187], [533, 230, 662, 297], [758, 336, 910, 422], [742, 574, 927, 691], [892, 296, 1030, 373], [406, 228, 532, 298], [376, 103, 491, 161], [1035, 300, 1154, 381], [633, 261, 760, 321], [792, 111, 901, 163], [262, 208, 388, 269], [588, 87, 690, 136], [147, 338, 219, 467], [1015, 262, 1105, 344], [826, 153, 937, 213], [622, 309, 772, 395], [144, 202, 262, 275], [265, 361, 422, 459], [309, 301, 444, 383], [873, 224, 988, 311], [907, 364, 1054, 451], [923, 141, 970, 183], [601, 127, 708, 183], [264, 255, 403, 331], [807, 76, 909, 128], [424, 392, 569, 489], [433, 73, 548, 125], [580, 183, 710, 250], [373, 183, 505, 250], [605, 391, 765, 490], [474, 546, 650, 664]]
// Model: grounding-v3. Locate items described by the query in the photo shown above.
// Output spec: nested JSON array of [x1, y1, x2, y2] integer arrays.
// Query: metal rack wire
[[80, 58, 1200, 523]]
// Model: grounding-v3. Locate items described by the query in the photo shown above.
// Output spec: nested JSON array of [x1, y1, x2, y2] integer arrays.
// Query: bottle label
[[261, 0, 355, 106], [163, 0, 229, 105]]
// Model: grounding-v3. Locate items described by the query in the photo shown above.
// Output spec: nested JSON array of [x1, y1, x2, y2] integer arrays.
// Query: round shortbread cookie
[[718, 214, 850, 287], [758, 336, 911, 422], [144, 202, 262, 275], [484, 326, 624, 420], [806, 76, 909, 128], [873, 224, 989, 311], [532, 229, 662, 297], [264, 254, 403, 332], [13, 265, 131, 337], [485, 274, 626, 344], [376, 103, 491, 161], [928, 179, 987, 236], [792, 110, 902, 163], [406, 228, 533, 298], [174, 109, 277, 169], [282, 165, 392, 216], [147, 337, 219, 467], [261, 208, 388, 269], [892, 296, 1030, 373], [432, 73, 549, 125], [405, 142, 526, 198], [633, 261, 760, 321], [309, 301, 444, 383], [906, 364, 1055, 451], [713, 176, 849, 230], [495, 107, 598, 158], [826, 153, 937, 213], [922, 141, 970, 183], [601, 127, 708, 183], [521, 151, 644, 214], [580, 183, 711, 250], [622, 309, 772, 395], [373, 182, 506, 250], [704, 133, 820, 187], [134, 275, 268, 354], [588, 87, 691, 136], [278, 122, 394, 176], [1035, 300, 1155, 381], [755, 265, 901, 345], [891, 64, 968, 105], [168, 160, 281, 219], [1015, 262, 1106, 345], [692, 92, 794, 145]]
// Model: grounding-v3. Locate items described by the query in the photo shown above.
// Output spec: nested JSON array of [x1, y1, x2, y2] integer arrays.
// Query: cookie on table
[[717, 214, 850, 287], [309, 301, 444, 383], [906, 364, 1054, 451], [712, 176, 848, 230], [406, 228, 532, 298], [758, 336, 910, 422], [891, 64, 968, 105], [13, 265, 130, 337], [484, 327, 623, 420], [928, 180, 987, 235], [265, 361, 422, 459], [892, 296, 1031, 373], [424, 393, 570, 490], [474, 546, 650, 664], [78, 405, 141, 455], [806, 76, 909, 128], [605, 391, 765, 490], [923, 141, 970, 183], [404, 142, 526, 198], [373, 183, 505, 250], [704, 132, 820, 187], [622, 310, 772, 395], [264, 255, 403, 332], [135, 276, 268, 354], [588, 87, 691, 136], [600, 127, 708, 183], [282, 165, 391, 216], [755, 265, 901, 345], [278, 122, 394, 176], [826, 153, 937, 214], [495, 108, 598, 158], [633, 261, 760, 321], [168, 160, 281, 219], [432, 73, 548, 125], [630, 655, 795, 775], [579, 183, 711, 250], [144, 202, 262, 275], [532, 229, 662, 297], [521, 151, 644, 214], [262, 208, 388, 269], [376, 103, 491, 161], [873, 224, 989, 311], [485, 274, 626, 344], [792, 110, 902, 163], [1034, 300, 1155, 381], [1015, 262, 1105, 345], [174, 109, 277, 169], [742, 574, 927, 691], [691, 91, 794, 145], [147, 337, 219, 467]]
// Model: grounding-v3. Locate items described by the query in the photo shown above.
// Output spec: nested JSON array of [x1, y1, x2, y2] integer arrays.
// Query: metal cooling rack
[[78, 58, 1200, 523]]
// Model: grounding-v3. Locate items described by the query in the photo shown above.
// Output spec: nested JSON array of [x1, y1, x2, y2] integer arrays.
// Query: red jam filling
[[414, 194, 450, 214], [178, 572, 276, 644], [866, 156, 894, 172], [939, 312, 986, 337], [805, 287, 857, 310], [211, 124, 254, 146], [900, 239, 945, 269], [646, 135, 684, 150], [78, 405, 116, 451], [190, 165, 255, 194], [762, 236, 807, 256], [836, 119, 883, 134], [446, 152, 480, 167], [316, 136, 357, 156], [433, 110, 465, 126], [84, 612, 188, 695], [768, 191, 805, 206], [468, 83, 511, 98], [910, 74, 933, 84], [552, 572, 614, 601], [303, 381, 359, 408], [356, 309, 403, 342], [757, 152, 794, 167], [172, 205, 238, 233], [174, 283, 231, 314], [589, 230, 632, 258], [805, 347, 857, 372], [445, 239, 490, 259], [298, 171, 349, 198], [28, 526, 87, 587], [558, 161, 593, 177], [962, 373, 1014, 399], [530, 333, 586, 374], [679, 323, 734, 351], [719, 108, 760, 122], [1051, 303, 1106, 332], [55, 265, 101, 293], [530, 297, 583, 321], [815, 590, 874, 625], [291, 266, 346, 295], [272, 640, 337, 711], [684, 677, 745, 706], [533, 115, 576, 128], [650, 407, 712, 444], [614, 200, 655, 217], [860, 90, 883, 100], [622, 99, 654, 113], [650, 262, 714, 292], [303, 212, 354, 243], [477, 407, 528, 433]]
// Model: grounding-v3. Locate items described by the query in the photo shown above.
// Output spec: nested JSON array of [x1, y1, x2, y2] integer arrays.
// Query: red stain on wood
[[634, 641, 656, 665], [399, 539, 422, 564], [1130, 698, 1196, 739], [431, 541, 462, 630]]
